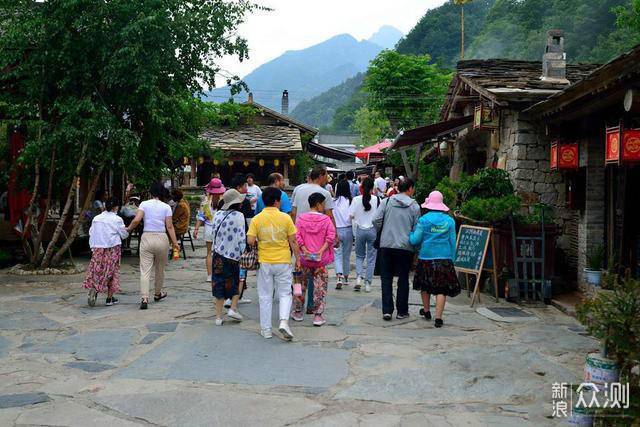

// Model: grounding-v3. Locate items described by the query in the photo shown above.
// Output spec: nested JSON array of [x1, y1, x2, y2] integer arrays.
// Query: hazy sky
[[215, 0, 448, 85]]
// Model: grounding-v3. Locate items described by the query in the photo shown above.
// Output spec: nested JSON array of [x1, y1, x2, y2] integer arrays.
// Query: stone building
[[527, 44, 640, 283], [393, 31, 601, 283]]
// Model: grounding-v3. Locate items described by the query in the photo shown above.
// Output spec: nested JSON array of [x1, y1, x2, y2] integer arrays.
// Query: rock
[[15, 400, 139, 427], [0, 392, 50, 409], [64, 361, 116, 373]]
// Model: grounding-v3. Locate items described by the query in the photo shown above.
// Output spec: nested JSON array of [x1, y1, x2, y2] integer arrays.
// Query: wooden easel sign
[[453, 225, 499, 307]]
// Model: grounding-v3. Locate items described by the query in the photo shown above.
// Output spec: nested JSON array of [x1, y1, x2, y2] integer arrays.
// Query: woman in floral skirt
[[409, 191, 460, 327], [83, 197, 129, 307]]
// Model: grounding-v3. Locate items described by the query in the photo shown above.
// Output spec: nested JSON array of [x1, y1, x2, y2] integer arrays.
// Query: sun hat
[[221, 189, 246, 210], [421, 197, 430, 209], [423, 191, 449, 212], [205, 178, 225, 195]]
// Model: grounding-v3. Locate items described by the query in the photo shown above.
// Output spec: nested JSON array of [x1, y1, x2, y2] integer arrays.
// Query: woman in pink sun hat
[[409, 190, 461, 328], [194, 178, 226, 283]]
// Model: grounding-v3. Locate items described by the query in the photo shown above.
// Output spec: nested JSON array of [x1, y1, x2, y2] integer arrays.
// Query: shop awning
[[306, 140, 355, 161], [355, 140, 392, 163], [391, 116, 473, 150]]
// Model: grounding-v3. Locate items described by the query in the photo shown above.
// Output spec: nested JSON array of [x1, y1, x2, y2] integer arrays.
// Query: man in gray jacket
[[373, 178, 420, 320]]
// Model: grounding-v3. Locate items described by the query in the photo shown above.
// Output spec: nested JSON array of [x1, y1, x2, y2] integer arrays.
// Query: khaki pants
[[139, 232, 169, 299]]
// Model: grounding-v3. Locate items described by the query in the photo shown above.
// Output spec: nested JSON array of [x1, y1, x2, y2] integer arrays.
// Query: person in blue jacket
[[409, 191, 461, 327]]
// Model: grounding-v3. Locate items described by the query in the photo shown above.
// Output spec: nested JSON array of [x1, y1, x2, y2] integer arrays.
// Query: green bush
[[463, 168, 514, 200], [577, 277, 640, 388], [415, 157, 449, 203], [586, 245, 605, 271], [460, 195, 521, 223]]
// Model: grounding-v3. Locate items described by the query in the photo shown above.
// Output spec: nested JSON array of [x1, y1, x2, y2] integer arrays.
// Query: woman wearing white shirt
[[350, 177, 380, 293], [333, 180, 353, 290], [127, 183, 180, 310], [83, 197, 129, 307]]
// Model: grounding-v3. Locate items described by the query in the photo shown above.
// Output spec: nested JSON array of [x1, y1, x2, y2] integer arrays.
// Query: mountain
[[204, 33, 388, 111], [397, 0, 635, 67], [290, 73, 365, 129], [396, 0, 496, 68], [368, 25, 404, 49]]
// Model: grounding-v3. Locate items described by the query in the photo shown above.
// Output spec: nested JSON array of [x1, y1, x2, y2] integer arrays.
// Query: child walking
[[83, 197, 129, 307], [293, 192, 336, 326]]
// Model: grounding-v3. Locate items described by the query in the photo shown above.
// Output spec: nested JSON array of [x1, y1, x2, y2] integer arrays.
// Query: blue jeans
[[355, 227, 377, 283], [334, 226, 353, 278]]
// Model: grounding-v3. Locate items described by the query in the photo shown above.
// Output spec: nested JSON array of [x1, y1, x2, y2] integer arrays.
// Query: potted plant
[[584, 245, 604, 286], [577, 277, 640, 423]]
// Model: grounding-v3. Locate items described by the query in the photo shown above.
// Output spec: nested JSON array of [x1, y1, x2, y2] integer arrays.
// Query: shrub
[[586, 245, 605, 271], [460, 195, 521, 223], [577, 277, 640, 387]]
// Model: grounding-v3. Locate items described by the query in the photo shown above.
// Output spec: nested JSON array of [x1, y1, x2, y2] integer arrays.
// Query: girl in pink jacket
[[293, 192, 336, 326]]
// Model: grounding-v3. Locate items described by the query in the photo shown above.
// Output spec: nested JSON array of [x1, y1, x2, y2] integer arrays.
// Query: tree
[[615, 0, 640, 32], [363, 50, 452, 133], [0, 0, 262, 268], [352, 107, 391, 146]]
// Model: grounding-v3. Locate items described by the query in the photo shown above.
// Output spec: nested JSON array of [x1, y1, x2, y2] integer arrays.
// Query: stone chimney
[[541, 30, 569, 84], [281, 90, 289, 115], [248, 92, 254, 103]]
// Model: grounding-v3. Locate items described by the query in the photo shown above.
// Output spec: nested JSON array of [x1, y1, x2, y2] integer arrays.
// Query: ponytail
[[361, 177, 374, 211]]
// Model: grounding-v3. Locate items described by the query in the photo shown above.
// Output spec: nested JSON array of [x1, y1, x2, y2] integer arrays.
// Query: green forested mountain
[[467, 0, 638, 63], [298, 0, 640, 134], [290, 73, 364, 129], [396, 0, 496, 67]]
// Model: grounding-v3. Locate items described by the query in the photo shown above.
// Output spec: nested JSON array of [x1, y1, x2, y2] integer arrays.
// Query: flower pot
[[583, 269, 602, 286], [584, 352, 619, 385]]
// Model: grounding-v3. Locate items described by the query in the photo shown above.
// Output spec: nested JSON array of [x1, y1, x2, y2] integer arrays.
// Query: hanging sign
[[606, 125, 640, 164], [550, 141, 579, 170], [473, 105, 499, 130], [622, 129, 640, 162], [606, 126, 621, 165]]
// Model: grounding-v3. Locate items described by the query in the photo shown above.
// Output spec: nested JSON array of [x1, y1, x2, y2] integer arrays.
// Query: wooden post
[[283, 160, 289, 185], [461, 4, 465, 60]]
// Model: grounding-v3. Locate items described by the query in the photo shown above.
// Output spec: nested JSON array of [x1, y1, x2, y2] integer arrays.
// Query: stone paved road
[[0, 242, 597, 426]]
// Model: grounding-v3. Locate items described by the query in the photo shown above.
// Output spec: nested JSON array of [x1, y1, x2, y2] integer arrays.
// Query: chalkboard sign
[[454, 226, 491, 272]]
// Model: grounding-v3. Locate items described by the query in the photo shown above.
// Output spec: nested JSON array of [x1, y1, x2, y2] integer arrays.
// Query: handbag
[[373, 197, 387, 250], [239, 244, 259, 271]]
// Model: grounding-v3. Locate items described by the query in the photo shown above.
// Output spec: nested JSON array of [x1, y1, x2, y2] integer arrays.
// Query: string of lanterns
[[185, 157, 296, 168]]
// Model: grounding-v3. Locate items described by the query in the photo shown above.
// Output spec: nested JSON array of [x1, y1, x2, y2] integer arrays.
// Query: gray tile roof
[[201, 125, 303, 153]]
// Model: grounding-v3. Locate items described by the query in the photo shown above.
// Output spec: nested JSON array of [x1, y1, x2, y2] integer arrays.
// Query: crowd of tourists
[[82, 165, 461, 340]]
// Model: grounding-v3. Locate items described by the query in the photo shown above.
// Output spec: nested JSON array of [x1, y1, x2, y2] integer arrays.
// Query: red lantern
[[606, 126, 621, 165], [606, 125, 640, 164], [622, 129, 640, 162], [550, 141, 579, 171]]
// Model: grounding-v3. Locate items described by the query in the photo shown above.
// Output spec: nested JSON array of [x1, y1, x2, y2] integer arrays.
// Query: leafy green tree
[[363, 50, 452, 133], [352, 107, 391, 146], [0, 0, 261, 267]]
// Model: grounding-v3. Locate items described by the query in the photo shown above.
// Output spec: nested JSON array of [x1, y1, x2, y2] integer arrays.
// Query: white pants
[[257, 263, 292, 331]]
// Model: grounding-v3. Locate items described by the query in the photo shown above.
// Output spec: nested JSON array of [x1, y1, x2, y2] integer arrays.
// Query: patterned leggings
[[294, 266, 328, 314]]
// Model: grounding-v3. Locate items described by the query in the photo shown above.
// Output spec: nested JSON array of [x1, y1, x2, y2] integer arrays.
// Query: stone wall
[[497, 109, 580, 280]]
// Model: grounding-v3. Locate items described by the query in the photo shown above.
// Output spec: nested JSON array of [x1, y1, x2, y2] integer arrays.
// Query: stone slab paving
[[0, 241, 598, 426]]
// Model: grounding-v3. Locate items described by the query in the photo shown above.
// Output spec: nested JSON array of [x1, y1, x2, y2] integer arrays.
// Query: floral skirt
[[413, 259, 461, 297], [211, 253, 240, 300], [82, 246, 121, 294]]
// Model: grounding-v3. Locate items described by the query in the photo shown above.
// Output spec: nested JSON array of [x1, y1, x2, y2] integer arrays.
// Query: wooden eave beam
[[458, 75, 507, 107]]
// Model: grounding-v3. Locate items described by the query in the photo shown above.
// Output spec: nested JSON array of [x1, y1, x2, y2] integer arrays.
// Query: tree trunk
[[22, 161, 40, 263], [41, 144, 87, 268], [32, 147, 56, 264], [50, 163, 104, 266]]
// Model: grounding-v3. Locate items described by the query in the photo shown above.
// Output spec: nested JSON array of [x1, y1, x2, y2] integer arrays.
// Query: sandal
[[140, 298, 148, 310], [154, 291, 167, 302]]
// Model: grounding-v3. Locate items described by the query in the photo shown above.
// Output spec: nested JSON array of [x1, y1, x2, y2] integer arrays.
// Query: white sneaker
[[227, 309, 243, 321], [215, 318, 223, 326], [238, 298, 252, 304], [260, 328, 273, 339], [206, 275, 212, 282], [278, 320, 294, 341], [354, 276, 362, 292], [365, 281, 371, 293], [224, 299, 231, 308]]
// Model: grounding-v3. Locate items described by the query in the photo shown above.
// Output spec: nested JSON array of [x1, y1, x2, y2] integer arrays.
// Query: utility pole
[[454, 0, 473, 60]]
